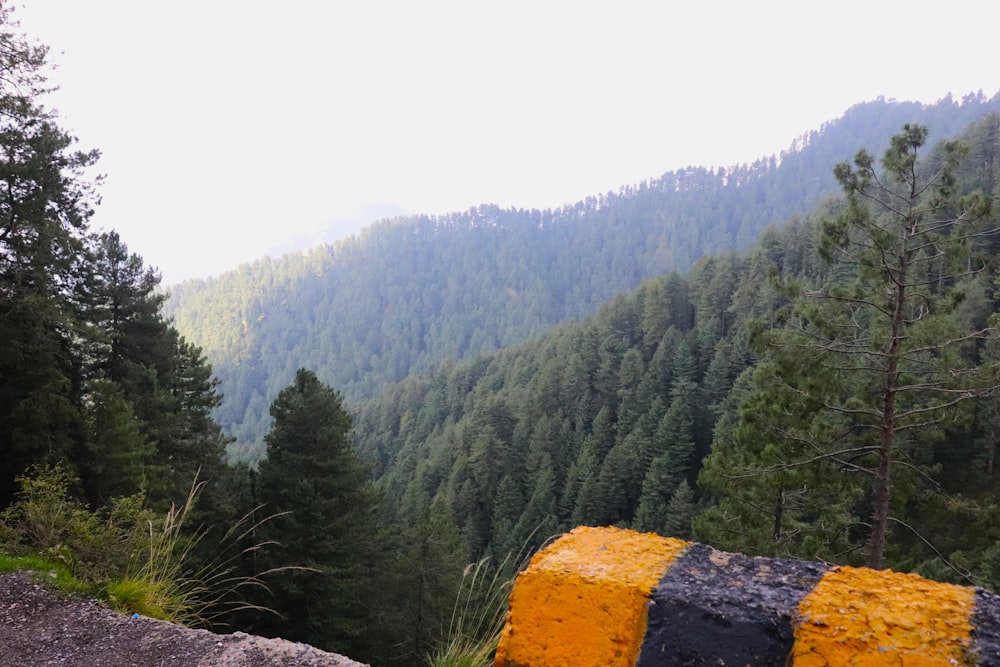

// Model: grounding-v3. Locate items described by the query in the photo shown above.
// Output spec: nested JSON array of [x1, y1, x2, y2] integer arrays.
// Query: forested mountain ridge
[[164, 92, 1000, 462], [14, 1, 1000, 659], [355, 113, 1000, 586]]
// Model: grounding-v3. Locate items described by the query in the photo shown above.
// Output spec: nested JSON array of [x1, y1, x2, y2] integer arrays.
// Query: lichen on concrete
[[793, 566, 974, 666], [495, 526, 688, 667]]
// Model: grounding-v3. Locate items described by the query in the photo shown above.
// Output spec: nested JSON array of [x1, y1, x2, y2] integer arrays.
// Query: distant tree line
[[165, 91, 1000, 463], [355, 115, 1000, 591], [8, 8, 1000, 666]]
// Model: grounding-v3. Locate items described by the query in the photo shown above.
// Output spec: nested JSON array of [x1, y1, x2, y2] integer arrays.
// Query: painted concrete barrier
[[495, 526, 1000, 666]]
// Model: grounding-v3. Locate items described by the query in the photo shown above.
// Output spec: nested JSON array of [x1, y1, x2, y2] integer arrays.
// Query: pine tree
[[76, 231, 229, 511], [388, 492, 465, 664], [699, 125, 1000, 569], [662, 479, 696, 539], [634, 380, 697, 534], [253, 369, 383, 657], [78, 378, 152, 504], [0, 8, 100, 504]]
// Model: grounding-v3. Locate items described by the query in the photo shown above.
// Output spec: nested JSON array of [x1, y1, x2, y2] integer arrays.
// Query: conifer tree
[[0, 8, 100, 504], [699, 125, 1000, 569], [634, 380, 697, 534], [253, 368, 382, 657]]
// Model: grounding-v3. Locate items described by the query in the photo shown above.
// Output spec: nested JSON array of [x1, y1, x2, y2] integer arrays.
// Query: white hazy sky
[[16, 1, 1000, 284]]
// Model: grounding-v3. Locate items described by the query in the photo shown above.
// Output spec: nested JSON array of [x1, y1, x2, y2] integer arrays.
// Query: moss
[[0, 552, 92, 596]]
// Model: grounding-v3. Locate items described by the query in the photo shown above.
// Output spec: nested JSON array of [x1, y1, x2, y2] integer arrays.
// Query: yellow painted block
[[495, 526, 689, 667], [793, 566, 975, 666]]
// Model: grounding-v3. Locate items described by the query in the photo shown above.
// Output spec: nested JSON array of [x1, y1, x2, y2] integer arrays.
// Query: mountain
[[353, 113, 1000, 582], [163, 92, 1000, 462], [263, 202, 410, 258]]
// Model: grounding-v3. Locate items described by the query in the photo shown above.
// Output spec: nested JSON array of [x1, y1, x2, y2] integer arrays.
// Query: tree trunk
[[867, 425, 893, 570]]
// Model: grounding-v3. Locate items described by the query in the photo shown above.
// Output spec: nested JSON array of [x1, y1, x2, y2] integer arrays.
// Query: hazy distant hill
[[163, 92, 1000, 462], [263, 202, 409, 258], [349, 111, 1000, 579]]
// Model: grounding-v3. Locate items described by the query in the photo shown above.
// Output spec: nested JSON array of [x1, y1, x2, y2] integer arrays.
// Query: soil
[[0, 571, 368, 666]]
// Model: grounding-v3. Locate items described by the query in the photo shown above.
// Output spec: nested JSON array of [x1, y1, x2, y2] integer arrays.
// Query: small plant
[[426, 555, 518, 667], [109, 475, 297, 626], [0, 465, 289, 627], [426, 526, 553, 667], [105, 576, 172, 618], [108, 479, 202, 622], [0, 464, 154, 582], [0, 552, 90, 595]]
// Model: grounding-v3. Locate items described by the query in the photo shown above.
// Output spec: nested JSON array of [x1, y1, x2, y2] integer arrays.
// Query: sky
[[15, 1, 1000, 284]]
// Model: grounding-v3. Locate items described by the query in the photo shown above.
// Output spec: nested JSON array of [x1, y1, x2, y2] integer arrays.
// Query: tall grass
[[0, 464, 292, 628], [427, 530, 552, 667], [106, 475, 295, 627], [425, 556, 514, 667]]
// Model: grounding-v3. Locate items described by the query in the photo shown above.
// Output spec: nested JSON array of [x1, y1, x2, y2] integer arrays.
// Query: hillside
[[165, 93, 1000, 462], [12, 4, 1000, 661], [354, 113, 1000, 582]]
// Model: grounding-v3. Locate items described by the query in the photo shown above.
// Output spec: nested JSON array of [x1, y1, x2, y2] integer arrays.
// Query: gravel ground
[[0, 572, 368, 667]]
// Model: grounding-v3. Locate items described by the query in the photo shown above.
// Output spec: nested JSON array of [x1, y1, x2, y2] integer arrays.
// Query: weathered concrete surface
[[637, 543, 827, 666], [0, 571, 368, 667], [495, 526, 687, 667], [495, 526, 1000, 667]]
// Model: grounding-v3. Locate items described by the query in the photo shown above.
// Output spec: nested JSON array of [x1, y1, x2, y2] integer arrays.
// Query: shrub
[[0, 464, 154, 582]]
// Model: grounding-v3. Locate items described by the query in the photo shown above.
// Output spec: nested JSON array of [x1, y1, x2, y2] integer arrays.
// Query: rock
[[0, 571, 368, 667]]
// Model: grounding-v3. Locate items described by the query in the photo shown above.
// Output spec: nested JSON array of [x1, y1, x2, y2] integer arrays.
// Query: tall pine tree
[[699, 125, 1000, 569], [252, 369, 383, 659], [0, 7, 100, 504]]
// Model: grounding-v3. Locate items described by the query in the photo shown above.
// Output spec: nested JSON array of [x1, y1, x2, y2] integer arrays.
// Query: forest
[[165, 90, 1000, 463], [5, 7, 1000, 667]]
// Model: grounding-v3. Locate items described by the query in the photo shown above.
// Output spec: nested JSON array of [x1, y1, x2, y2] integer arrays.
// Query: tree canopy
[[165, 93, 1000, 463]]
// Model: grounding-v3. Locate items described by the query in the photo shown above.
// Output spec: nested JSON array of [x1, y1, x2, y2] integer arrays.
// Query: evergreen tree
[[0, 8, 100, 504], [489, 473, 524, 558], [662, 479, 696, 539], [253, 368, 383, 658], [634, 380, 697, 534], [78, 378, 152, 504], [699, 125, 1000, 569], [76, 231, 228, 511], [386, 492, 465, 664]]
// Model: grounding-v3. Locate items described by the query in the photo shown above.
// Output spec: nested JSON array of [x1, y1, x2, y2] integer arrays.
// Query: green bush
[[0, 464, 286, 627], [0, 465, 155, 583]]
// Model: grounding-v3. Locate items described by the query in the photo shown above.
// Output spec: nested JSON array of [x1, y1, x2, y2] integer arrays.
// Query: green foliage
[[104, 577, 173, 618], [111, 479, 210, 623], [0, 464, 198, 620], [356, 262, 736, 562], [699, 121, 1000, 569], [426, 557, 516, 667], [12, 7, 1000, 653], [0, 465, 154, 583], [165, 93, 1000, 462], [388, 492, 468, 663], [248, 369, 386, 659], [0, 6, 101, 504], [79, 378, 153, 504], [0, 553, 91, 595], [0, 464, 281, 628], [0, 11, 230, 517], [351, 112, 1000, 595]]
